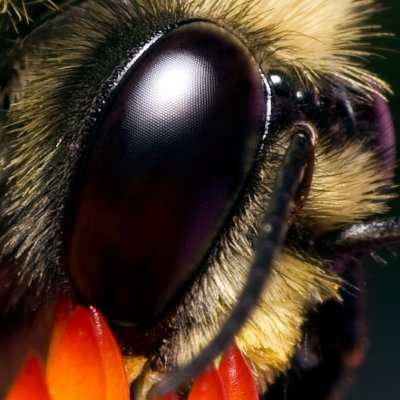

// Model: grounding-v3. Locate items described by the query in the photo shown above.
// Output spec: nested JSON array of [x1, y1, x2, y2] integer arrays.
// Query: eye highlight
[[67, 20, 267, 327]]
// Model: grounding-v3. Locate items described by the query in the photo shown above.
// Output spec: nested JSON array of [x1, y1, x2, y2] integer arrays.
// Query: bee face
[[0, 0, 398, 399]]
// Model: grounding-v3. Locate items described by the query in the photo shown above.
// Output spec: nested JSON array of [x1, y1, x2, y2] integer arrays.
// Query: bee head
[[0, 0, 398, 398]]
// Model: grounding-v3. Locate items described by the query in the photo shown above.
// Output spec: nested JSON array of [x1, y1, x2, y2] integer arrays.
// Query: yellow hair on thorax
[[171, 251, 340, 392], [194, 0, 387, 91], [298, 140, 394, 233], [2, 0, 389, 91]]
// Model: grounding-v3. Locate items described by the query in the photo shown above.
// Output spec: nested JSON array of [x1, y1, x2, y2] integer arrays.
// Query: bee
[[0, 0, 398, 399]]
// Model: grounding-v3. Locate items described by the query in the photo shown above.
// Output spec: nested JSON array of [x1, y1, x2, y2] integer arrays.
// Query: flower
[[5, 298, 258, 400]]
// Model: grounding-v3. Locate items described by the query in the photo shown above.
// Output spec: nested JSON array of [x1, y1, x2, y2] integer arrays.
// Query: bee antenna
[[149, 123, 317, 397]]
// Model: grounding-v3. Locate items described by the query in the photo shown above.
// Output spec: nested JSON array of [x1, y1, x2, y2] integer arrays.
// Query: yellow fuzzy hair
[[298, 140, 393, 233], [1, 0, 31, 24], [1, 0, 388, 91], [193, 0, 388, 91], [0, 0, 57, 31], [172, 253, 340, 393]]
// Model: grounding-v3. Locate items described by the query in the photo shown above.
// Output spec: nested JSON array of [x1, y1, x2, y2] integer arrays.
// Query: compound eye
[[67, 21, 267, 327]]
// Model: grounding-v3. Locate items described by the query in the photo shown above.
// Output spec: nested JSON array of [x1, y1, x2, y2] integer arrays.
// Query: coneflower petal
[[188, 365, 227, 400], [219, 343, 258, 400], [90, 307, 130, 400], [150, 393, 180, 400], [46, 298, 128, 400], [46, 304, 106, 399]]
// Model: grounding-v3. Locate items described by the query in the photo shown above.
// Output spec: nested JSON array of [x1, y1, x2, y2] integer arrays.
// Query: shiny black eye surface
[[67, 21, 267, 327]]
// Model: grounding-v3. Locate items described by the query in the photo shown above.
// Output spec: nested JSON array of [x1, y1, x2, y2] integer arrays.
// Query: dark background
[[347, 1, 400, 399]]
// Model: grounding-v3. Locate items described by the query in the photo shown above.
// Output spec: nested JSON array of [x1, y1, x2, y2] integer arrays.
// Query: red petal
[[219, 343, 258, 400], [188, 366, 227, 400], [6, 353, 51, 400], [150, 394, 180, 400]]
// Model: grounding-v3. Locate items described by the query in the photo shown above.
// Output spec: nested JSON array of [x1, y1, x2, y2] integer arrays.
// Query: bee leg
[[318, 217, 400, 254], [266, 217, 400, 399], [150, 123, 318, 397], [266, 259, 366, 400]]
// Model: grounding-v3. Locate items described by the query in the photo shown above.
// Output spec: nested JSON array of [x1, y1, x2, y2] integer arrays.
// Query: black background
[[347, 1, 400, 399]]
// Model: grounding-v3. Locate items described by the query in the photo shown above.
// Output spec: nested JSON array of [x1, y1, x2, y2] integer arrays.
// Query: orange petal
[[188, 366, 227, 400], [6, 353, 51, 400], [47, 299, 129, 400], [47, 304, 106, 400], [219, 343, 258, 400]]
